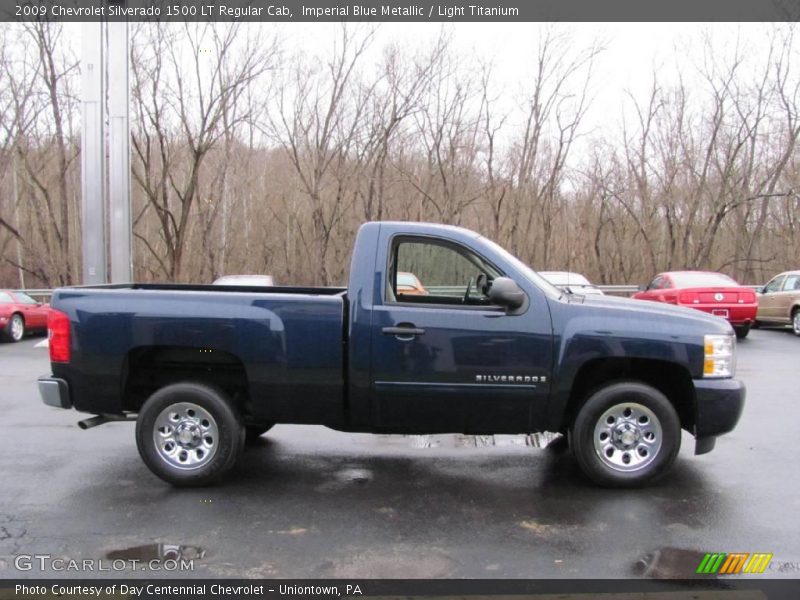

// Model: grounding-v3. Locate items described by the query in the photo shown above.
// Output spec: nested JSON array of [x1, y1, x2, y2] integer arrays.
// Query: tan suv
[[755, 270, 800, 335]]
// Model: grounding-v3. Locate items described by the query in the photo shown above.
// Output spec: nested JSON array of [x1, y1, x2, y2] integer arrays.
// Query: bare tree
[[268, 26, 375, 285], [131, 23, 278, 281]]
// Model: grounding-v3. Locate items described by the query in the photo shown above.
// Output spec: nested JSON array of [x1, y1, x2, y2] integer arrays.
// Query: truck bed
[[50, 284, 347, 425]]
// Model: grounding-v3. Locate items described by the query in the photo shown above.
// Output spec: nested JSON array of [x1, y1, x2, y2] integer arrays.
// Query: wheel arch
[[122, 345, 252, 418], [561, 357, 695, 433]]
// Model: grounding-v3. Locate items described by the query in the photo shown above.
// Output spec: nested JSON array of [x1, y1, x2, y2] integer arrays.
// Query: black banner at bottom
[[3, 579, 800, 600]]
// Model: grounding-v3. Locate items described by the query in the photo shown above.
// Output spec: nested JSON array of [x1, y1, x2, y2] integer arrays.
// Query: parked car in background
[[632, 271, 757, 339], [395, 271, 428, 295], [755, 270, 800, 336], [539, 271, 604, 295], [213, 274, 275, 287], [0, 290, 51, 342]]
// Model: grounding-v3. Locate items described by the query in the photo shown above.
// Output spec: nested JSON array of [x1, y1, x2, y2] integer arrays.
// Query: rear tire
[[793, 309, 800, 337], [570, 381, 681, 488], [136, 382, 244, 486], [2, 313, 25, 342], [734, 325, 750, 339]]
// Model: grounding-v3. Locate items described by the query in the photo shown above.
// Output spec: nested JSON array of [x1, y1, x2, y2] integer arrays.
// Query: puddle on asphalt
[[106, 544, 205, 562], [316, 467, 373, 492], [334, 468, 372, 484], [634, 547, 711, 578]]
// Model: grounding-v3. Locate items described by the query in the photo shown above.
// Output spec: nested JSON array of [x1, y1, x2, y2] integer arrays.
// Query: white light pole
[[108, 20, 132, 283], [80, 22, 106, 285]]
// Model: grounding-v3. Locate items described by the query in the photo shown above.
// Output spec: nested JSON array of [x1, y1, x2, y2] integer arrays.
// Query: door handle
[[382, 325, 425, 338]]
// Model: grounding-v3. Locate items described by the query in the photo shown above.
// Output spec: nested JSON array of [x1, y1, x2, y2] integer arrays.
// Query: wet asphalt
[[0, 328, 799, 580]]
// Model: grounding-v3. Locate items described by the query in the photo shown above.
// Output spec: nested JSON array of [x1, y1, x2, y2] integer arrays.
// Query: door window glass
[[13, 292, 38, 305], [388, 239, 500, 306], [782, 275, 800, 291], [764, 276, 785, 293]]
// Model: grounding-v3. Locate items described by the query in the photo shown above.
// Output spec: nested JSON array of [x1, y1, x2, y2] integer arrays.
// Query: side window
[[647, 276, 664, 291], [764, 276, 785, 294], [782, 275, 800, 291], [0, 292, 13, 304], [387, 239, 499, 307], [13, 292, 37, 305]]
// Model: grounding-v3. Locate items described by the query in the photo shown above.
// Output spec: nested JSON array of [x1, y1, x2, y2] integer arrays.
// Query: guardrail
[[598, 285, 640, 296], [16, 289, 54, 303]]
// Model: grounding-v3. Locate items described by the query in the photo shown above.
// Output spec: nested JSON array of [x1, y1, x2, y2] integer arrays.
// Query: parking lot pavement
[[1, 329, 799, 579]]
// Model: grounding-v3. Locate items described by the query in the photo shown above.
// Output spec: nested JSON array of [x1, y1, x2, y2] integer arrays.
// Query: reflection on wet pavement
[[404, 432, 562, 449]]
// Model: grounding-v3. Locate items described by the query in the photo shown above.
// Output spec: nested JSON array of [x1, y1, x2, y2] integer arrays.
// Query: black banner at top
[[5, 0, 800, 23]]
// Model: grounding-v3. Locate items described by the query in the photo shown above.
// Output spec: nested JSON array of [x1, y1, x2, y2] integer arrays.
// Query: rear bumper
[[692, 378, 745, 454], [38, 376, 71, 409], [690, 304, 757, 326]]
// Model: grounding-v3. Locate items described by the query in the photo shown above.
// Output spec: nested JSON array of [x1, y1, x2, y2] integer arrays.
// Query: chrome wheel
[[9, 315, 24, 341], [153, 402, 219, 470], [593, 402, 663, 472], [793, 311, 800, 336]]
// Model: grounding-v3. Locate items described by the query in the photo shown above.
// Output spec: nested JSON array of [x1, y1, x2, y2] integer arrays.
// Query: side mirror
[[488, 277, 526, 310]]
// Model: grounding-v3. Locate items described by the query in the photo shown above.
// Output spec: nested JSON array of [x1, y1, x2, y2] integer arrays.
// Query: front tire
[[136, 382, 244, 486], [2, 313, 25, 342], [734, 324, 750, 339], [570, 381, 681, 488]]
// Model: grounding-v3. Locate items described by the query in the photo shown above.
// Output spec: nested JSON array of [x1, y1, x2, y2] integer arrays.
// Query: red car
[[632, 271, 757, 339], [0, 290, 51, 343]]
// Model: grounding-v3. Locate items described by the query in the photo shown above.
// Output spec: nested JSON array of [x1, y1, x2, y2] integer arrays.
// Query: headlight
[[704, 333, 736, 378]]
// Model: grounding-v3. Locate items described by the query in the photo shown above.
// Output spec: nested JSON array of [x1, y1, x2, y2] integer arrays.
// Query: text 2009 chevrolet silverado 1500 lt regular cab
[[39, 222, 745, 487]]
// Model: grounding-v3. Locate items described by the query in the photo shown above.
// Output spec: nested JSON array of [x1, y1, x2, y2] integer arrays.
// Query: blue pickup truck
[[39, 222, 745, 487]]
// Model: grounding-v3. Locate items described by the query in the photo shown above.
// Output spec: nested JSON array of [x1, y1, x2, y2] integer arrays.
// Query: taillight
[[48, 309, 71, 363], [740, 292, 756, 303], [679, 291, 700, 304]]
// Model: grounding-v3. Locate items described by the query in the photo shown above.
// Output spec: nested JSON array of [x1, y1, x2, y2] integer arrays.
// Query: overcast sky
[[56, 20, 780, 146], [272, 22, 779, 144]]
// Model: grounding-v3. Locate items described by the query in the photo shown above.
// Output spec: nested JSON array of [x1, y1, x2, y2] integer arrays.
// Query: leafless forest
[[0, 23, 798, 289]]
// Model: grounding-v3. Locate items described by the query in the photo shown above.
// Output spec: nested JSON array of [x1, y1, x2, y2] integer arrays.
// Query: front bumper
[[38, 376, 71, 409], [692, 377, 745, 454]]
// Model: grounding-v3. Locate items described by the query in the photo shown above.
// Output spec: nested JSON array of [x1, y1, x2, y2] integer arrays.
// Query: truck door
[[369, 234, 552, 434]]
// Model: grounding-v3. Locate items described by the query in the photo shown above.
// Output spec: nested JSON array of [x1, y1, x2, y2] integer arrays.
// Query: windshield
[[540, 272, 592, 286], [669, 272, 738, 288], [214, 275, 274, 286], [478, 237, 563, 298], [397, 273, 418, 287]]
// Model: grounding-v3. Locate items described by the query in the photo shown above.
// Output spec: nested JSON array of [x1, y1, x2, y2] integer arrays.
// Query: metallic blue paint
[[46, 221, 744, 443]]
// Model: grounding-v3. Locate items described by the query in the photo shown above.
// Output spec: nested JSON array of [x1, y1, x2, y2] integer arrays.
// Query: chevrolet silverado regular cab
[[38, 222, 745, 487]]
